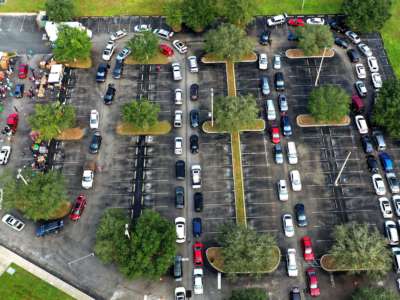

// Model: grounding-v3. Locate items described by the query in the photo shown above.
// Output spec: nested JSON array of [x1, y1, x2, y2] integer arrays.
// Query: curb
[[0, 13, 38, 16]]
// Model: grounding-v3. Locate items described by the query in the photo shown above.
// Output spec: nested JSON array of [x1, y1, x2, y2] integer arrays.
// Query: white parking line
[[247, 188, 273, 192]]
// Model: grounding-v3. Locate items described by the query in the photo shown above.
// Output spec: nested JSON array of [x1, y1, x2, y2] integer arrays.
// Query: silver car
[[386, 172, 400, 194], [273, 55, 281, 69]]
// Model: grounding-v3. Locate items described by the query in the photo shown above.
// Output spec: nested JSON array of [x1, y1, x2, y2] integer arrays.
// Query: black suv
[[294, 203, 308, 227], [334, 37, 348, 49], [175, 186, 184, 208], [176, 160, 185, 180], [259, 31, 271, 45], [275, 72, 285, 91], [190, 134, 199, 154], [89, 131, 102, 154], [190, 109, 200, 128], [190, 83, 199, 100], [104, 83, 116, 105], [96, 63, 108, 82], [347, 49, 360, 63], [194, 192, 203, 212], [112, 59, 124, 79], [367, 155, 379, 173]]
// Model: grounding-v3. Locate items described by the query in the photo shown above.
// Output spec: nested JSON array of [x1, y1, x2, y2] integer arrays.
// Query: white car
[[286, 248, 298, 277], [175, 88, 183, 105], [1, 214, 25, 231], [267, 14, 286, 26], [102, 41, 115, 61], [306, 17, 325, 25], [259, 53, 268, 70], [89, 109, 99, 129], [278, 180, 289, 201], [354, 115, 368, 134], [345, 30, 361, 44], [282, 214, 295, 237], [172, 40, 188, 54], [172, 62, 182, 81], [175, 137, 183, 155], [175, 287, 186, 300], [290, 170, 302, 191], [174, 110, 183, 127], [82, 170, 94, 189], [266, 99, 276, 121], [175, 217, 186, 243], [193, 268, 203, 295], [134, 24, 152, 32], [110, 29, 127, 41], [393, 195, 400, 217], [379, 197, 393, 218], [371, 73, 383, 89], [0, 145, 11, 165], [273, 54, 281, 70], [116, 47, 131, 61], [191, 165, 201, 189], [385, 220, 399, 245], [368, 56, 379, 72], [187, 56, 199, 73], [357, 43, 373, 57], [355, 63, 366, 79], [372, 174, 386, 196], [153, 28, 174, 40]]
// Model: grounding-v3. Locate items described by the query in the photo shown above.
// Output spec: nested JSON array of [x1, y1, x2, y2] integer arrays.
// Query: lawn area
[[116, 121, 171, 136], [256, 0, 343, 14], [231, 132, 246, 226], [0, 263, 74, 300]]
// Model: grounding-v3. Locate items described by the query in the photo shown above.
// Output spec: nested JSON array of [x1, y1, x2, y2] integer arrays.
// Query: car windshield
[[310, 283, 318, 289], [298, 215, 306, 220], [305, 247, 312, 254], [83, 176, 91, 182]]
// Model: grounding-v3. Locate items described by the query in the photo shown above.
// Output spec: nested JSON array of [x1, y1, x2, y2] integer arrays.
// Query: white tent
[[45, 21, 93, 42]]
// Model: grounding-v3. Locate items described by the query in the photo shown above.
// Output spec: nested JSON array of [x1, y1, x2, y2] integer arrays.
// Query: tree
[[342, 0, 392, 32], [218, 223, 278, 274], [182, 0, 217, 32], [95, 209, 176, 279], [296, 25, 334, 56], [1, 170, 69, 221], [329, 223, 391, 276], [53, 25, 92, 62], [163, 0, 183, 32], [230, 288, 268, 300], [214, 94, 258, 132], [373, 78, 400, 138], [127, 31, 158, 62], [352, 286, 397, 300], [122, 99, 160, 129], [28, 103, 76, 141], [45, 0, 75, 22], [205, 23, 253, 62], [220, 0, 259, 27], [308, 85, 349, 122]]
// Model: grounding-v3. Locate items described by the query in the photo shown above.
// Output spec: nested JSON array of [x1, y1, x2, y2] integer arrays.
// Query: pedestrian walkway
[[0, 245, 94, 300]]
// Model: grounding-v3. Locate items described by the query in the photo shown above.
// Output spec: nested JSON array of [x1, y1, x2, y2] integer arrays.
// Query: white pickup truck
[[172, 62, 182, 81], [191, 165, 201, 189]]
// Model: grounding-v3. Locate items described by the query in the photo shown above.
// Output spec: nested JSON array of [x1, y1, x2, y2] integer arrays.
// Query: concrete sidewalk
[[0, 245, 94, 300]]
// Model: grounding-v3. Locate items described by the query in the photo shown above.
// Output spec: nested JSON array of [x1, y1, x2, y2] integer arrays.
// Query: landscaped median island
[[285, 48, 335, 59], [116, 121, 171, 136], [297, 114, 351, 127]]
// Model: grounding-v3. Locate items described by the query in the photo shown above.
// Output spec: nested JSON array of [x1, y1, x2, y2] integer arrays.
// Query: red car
[[306, 267, 321, 297], [18, 64, 29, 79], [270, 125, 280, 144], [6, 113, 19, 134], [193, 241, 204, 267], [69, 194, 87, 221], [288, 18, 305, 27], [302, 236, 315, 261], [159, 44, 174, 57]]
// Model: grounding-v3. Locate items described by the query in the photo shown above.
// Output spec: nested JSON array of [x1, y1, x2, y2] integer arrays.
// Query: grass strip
[[125, 52, 169, 65], [231, 132, 246, 226], [116, 121, 171, 136]]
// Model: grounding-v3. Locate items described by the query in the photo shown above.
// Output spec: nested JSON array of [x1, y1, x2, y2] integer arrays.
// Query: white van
[[266, 99, 276, 121], [286, 248, 298, 277], [287, 142, 298, 165]]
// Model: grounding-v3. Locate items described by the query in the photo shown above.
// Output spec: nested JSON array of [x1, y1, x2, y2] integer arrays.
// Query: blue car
[[192, 217, 202, 238], [281, 115, 292, 136], [36, 220, 64, 237], [259, 31, 271, 45], [379, 152, 393, 172]]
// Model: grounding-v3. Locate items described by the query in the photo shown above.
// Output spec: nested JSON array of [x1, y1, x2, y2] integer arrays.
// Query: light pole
[[210, 88, 214, 127], [314, 47, 327, 87], [302, 0, 305, 11], [124, 223, 130, 240], [334, 152, 352, 186], [16, 169, 28, 185]]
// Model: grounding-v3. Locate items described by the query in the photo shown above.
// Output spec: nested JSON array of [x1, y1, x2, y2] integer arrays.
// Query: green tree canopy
[[204, 23, 253, 61], [308, 85, 349, 122], [343, 0, 392, 32], [122, 99, 160, 129], [214, 94, 258, 132], [127, 31, 158, 63], [329, 223, 391, 276], [230, 288, 268, 300], [45, 0, 75, 22], [163, 0, 183, 32], [296, 25, 334, 56], [182, 0, 217, 32], [53, 25, 92, 62], [95, 209, 176, 279], [28, 103, 76, 141], [373, 78, 400, 138], [352, 286, 397, 300], [1, 170, 69, 221], [218, 223, 278, 274], [219, 0, 259, 27]]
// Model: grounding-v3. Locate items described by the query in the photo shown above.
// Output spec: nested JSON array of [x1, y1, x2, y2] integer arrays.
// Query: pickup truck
[[172, 62, 182, 81], [191, 165, 201, 189]]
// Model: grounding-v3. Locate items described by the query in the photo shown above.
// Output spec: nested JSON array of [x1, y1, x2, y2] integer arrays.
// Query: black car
[[96, 63, 108, 82], [173, 255, 183, 281], [175, 186, 185, 209], [190, 134, 199, 154], [190, 109, 199, 128], [361, 136, 373, 154], [89, 131, 102, 154], [329, 20, 348, 33], [176, 160, 185, 180], [190, 83, 199, 100], [112, 59, 124, 79], [274, 72, 285, 91], [288, 31, 299, 41], [367, 155, 379, 173], [347, 49, 360, 63], [294, 203, 308, 227], [104, 83, 116, 105], [194, 192, 203, 212], [334, 37, 348, 49], [290, 286, 302, 300], [259, 30, 271, 45]]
